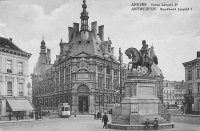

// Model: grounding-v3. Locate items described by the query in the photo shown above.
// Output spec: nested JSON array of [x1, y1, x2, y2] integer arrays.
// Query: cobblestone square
[[0, 115, 200, 131]]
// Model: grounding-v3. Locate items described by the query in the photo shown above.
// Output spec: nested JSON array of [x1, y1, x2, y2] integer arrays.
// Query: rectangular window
[[7, 82, 12, 96], [18, 83, 23, 96], [17, 62, 23, 74], [198, 83, 200, 94], [188, 70, 192, 80], [6, 60, 12, 73], [106, 65, 110, 75], [188, 83, 193, 94], [98, 65, 103, 73], [198, 69, 200, 79], [106, 78, 111, 89], [98, 77, 103, 89], [198, 100, 200, 110], [114, 70, 118, 76]]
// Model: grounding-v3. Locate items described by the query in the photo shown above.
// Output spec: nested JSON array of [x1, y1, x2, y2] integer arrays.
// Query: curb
[[0, 119, 41, 124], [172, 114, 200, 117]]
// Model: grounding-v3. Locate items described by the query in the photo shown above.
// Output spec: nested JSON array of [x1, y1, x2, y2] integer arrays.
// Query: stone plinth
[[121, 77, 160, 124], [110, 76, 174, 130], [108, 123, 175, 130]]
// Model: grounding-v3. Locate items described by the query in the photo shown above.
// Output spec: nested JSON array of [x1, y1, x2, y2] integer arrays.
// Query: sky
[[0, 0, 200, 81]]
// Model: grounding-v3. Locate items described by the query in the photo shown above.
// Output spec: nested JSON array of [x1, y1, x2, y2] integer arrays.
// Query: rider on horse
[[140, 40, 148, 67]]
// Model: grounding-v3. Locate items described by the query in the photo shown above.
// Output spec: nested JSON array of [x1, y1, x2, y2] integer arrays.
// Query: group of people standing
[[95, 111, 109, 129], [144, 118, 158, 130]]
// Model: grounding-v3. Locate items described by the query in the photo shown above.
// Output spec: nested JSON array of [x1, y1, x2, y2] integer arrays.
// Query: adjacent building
[[31, 0, 122, 114], [0, 37, 33, 117], [183, 52, 200, 114], [163, 80, 185, 108]]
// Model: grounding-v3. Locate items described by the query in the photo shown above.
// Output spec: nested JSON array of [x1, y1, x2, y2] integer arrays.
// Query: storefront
[[1, 98, 34, 118]]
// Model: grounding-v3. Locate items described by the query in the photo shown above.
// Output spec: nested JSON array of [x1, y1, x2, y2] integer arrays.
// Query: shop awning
[[7, 99, 34, 111]]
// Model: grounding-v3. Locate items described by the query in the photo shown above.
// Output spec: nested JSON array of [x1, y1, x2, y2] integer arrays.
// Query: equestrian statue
[[125, 40, 158, 76]]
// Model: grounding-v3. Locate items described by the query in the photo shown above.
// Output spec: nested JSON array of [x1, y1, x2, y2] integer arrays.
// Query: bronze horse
[[125, 47, 158, 75]]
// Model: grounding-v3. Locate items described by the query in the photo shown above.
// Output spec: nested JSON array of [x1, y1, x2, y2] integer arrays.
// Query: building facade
[[31, 0, 122, 114], [183, 52, 200, 114], [163, 80, 185, 108], [0, 37, 33, 117]]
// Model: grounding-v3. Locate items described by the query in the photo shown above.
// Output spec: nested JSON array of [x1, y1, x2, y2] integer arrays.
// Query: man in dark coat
[[144, 118, 150, 130], [153, 118, 158, 129], [102, 112, 109, 128]]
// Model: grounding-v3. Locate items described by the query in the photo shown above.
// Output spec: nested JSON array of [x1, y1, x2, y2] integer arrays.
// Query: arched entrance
[[77, 85, 89, 113]]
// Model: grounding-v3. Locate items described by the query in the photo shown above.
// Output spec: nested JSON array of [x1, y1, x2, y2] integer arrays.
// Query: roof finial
[[80, 0, 89, 31]]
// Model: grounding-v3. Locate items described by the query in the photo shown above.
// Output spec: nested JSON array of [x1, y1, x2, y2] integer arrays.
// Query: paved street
[[0, 115, 200, 131]]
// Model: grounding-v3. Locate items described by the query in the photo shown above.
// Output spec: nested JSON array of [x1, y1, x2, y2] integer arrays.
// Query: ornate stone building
[[183, 51, 200, 114], [163, 80, 185, 108], [31, 0, 121, 114], [0, 37, 33, 117]]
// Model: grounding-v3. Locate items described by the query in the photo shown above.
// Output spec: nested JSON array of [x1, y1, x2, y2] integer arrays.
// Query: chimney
[[59, 39, 64, 55], [197, 51, 200, 58], [91, 21, 97, 35], [73, 23, 79, 38], [98, 25, 104, 41], [47, 48, 51, 64], [68, 27, 74, 42]]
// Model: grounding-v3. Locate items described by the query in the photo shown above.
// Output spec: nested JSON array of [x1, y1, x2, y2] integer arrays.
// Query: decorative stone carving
[[80, 59, 87, 68], [72, 65, 79, 72], [5, 76, 14, 82], [127, 66, 148, 77], [17, 77, 25, 83], [72, 58, 95, 73]]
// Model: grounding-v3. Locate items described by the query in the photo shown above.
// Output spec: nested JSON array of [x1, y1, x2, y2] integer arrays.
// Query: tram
[[58, 103, 71, 118]]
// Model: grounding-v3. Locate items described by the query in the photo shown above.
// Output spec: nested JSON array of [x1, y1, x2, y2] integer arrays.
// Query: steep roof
[[0, 37, 31, 58]]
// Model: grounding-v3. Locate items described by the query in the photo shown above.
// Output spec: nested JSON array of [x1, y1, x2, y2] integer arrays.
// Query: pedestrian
[[144, 119, 150, 130], [74, 110, 77, 117], [99, 111, 102, 120], [153, 118, 158, 129], [97, 111, 100, 120], [8, 112, 12, 121], [181, 106, 184, 115], [102, 112, 109, 129]]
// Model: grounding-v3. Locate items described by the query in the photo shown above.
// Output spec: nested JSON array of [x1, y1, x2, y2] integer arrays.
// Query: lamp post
[[119, 48, 123, 102]]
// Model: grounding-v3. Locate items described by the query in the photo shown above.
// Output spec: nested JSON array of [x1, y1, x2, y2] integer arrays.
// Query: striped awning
[[7, 99, 34, 111]]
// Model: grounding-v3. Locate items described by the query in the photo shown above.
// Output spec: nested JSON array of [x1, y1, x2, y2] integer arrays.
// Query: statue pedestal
[[121, 77, 160, 124], [109, 76, 174, 130]]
